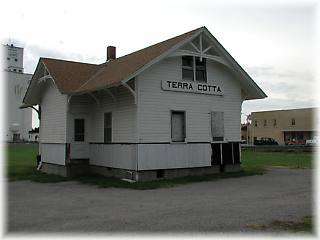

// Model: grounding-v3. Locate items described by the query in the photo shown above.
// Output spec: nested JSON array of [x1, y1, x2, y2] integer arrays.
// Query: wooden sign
[[161, 80, 223, 96]]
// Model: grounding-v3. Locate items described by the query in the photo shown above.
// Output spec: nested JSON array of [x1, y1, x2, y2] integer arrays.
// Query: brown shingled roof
[[41, 27, 202, 94], [75, 27, 202, 93], [41, 58, 101, 93]]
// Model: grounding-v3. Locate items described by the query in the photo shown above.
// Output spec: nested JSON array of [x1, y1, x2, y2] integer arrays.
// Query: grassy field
[[6, 143, 67, 182], [6, 144, 313, 188], [242, 149, 313, 172]]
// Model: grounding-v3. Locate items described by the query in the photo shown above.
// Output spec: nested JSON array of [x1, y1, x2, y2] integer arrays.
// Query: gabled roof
[[25, 26, 267, 104], [39, 27, 201, 95], [76, 27, 202, 93], [41, 58, 100, 93]]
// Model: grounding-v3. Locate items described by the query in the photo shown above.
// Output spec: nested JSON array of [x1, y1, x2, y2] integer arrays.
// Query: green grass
[[6, 144, 313, 189], [6, 144, 68, 182], [241, 149, 313, 173], [247, 216, 313, 233]]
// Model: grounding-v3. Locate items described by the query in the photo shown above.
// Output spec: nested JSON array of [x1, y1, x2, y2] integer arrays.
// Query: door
[[70, 115, 90, 159]]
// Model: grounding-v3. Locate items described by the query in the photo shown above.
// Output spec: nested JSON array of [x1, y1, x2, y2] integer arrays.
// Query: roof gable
[[201, 29, 267, 100], [75, 27, 202, 93], [24, 26, 267, 104]]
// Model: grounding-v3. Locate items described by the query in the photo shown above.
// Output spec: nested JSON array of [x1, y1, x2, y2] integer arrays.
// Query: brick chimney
[[107, 46, 116, 61]]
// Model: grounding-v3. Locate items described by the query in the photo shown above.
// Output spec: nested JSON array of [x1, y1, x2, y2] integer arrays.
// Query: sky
[[1, 0, 319, 127]]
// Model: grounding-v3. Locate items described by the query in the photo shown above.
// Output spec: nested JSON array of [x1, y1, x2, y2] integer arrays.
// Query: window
[[195, 57, 207, 82], [13, 69, 16, 72], [263, 119, 267, 126], [291, 118, 295, 126], [182, 56, 194, 81], [14, 58, 18, 62], [273, 119, 277, 127], [254, 120, 258, 127], [18, 70, 22, 73], [104, 113, 112, 143], [182, 56, 207, 82], [171, 111, 186, 142], [74, 119, 85, 141], [211, 111, 224, 141], [7, 57, 10, 60]]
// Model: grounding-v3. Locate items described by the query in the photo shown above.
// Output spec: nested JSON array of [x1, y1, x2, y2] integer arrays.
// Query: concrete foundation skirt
[[40, 162, 241, 182]]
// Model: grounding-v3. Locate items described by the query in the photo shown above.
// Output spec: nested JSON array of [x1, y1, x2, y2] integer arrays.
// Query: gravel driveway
[[7, 168, 312, 233]]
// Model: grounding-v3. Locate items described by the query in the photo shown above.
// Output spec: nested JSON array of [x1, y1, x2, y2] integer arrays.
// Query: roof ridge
[[41, 57, 100, 66], [40, 27, 204, 68], [75, 26, 203, 93], [114, 26, 204, 61]]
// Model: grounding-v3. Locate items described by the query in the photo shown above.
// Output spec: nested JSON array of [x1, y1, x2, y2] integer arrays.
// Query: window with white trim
[[182, 56, 207, 82], [182, 56, 194, 81], [195, 57, 206, 82], [104, 112, 112, 143]]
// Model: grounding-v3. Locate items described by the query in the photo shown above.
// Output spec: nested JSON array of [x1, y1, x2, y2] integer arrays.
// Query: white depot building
[[3, 44, 33, 141], [23, 27, 266, 181]]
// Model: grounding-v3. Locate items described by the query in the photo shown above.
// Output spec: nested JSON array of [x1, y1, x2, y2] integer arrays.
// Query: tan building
[[248, 108, 317, 145]]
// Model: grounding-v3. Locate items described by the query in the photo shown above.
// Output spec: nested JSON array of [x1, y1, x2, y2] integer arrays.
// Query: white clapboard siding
[[137, 56, 242, 142], [89, 86, 137, 143], [137, 143, 211, 170], [41, 143, 66, 165], [67, 94, 93, 159], [66, 88, 137, 160], [40, 80, 68, 143], [90, 144, 137, 170], [66, 86, 137, 145]]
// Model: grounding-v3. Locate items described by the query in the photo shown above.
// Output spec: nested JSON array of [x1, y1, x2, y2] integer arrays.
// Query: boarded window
[[104, 112, 112, 143], [182, 56, 194, 81], [74, 119, 85, 142], [211, 111, 224, 141], [171, 111, 186, 142]]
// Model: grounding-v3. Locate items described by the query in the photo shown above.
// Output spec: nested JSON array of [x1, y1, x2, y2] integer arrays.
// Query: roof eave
[[202, 28, 268, 100], [120, 28, 205, 86]]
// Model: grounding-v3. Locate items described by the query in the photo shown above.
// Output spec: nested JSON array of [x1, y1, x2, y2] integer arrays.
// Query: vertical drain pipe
[[135, 144, 139, 182], [135, 77, 139, 182], [220, 143, 224, 172]]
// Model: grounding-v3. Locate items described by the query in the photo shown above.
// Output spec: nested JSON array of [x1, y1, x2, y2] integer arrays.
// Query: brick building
[[248, 108, 317, 145]]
